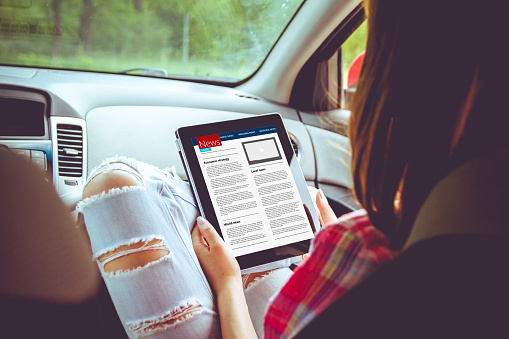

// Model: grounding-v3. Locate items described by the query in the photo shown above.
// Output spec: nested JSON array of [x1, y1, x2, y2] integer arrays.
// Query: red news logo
[[197, 134, 222, 149]]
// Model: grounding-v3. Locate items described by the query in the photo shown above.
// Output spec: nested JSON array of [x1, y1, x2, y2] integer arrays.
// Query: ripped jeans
[[77, 157, 293, 338]]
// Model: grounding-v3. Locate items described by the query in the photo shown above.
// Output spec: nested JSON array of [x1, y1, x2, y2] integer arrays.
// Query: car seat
[[0, 149, 125, 338], [295, 147, 509, 338]]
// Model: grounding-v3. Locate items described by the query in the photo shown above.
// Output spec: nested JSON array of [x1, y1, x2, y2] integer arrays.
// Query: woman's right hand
[[316, 189, 338, 227]]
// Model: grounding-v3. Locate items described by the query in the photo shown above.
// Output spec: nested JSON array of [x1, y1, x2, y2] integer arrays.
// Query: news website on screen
[[193, 126, 314, 257]]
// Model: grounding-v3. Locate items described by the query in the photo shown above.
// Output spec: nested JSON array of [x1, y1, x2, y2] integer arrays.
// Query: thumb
[[191, 221, 209, 251], [316, 189, 337, 226], [195, 216, 222, 247]]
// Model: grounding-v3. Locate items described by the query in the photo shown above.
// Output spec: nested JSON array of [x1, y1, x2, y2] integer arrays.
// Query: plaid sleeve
[[263, 209, 397, 339]]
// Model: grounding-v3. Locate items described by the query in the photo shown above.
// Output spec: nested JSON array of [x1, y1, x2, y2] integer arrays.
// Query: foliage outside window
[[342, 20, 366, 89], [0, 0, 303, 82], [341, 20, 366, 110]]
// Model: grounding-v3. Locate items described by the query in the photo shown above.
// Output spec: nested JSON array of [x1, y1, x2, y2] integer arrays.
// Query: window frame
[[290, 4, 365, 112]]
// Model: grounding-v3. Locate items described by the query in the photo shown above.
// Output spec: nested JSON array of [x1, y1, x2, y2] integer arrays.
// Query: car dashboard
[[0, 65, 359, 215]]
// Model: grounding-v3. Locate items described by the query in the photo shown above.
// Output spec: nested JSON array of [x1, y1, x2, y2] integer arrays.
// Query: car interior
[[0, 0, 363, 214], [2, 0, 507, 337], [1, 0, 364, 336]]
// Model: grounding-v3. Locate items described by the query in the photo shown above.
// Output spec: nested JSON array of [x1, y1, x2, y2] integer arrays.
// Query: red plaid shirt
[[264, 209, 397, 338]]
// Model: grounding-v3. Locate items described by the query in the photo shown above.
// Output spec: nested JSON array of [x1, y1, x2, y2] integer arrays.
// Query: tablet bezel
[[176, 113, 315, 270]]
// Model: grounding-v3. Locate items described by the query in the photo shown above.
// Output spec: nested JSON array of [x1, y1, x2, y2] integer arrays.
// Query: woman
[[78, 1, 509, 338]]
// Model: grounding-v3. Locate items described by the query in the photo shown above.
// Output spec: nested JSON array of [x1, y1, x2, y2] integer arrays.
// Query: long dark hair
[[349, 1, 509, 248]]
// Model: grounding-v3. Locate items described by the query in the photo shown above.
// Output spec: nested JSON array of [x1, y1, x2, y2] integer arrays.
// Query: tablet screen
[[192, 125, 314, 257]]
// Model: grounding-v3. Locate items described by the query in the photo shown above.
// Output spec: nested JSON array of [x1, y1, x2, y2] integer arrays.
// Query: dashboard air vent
[[56, 124, 83, 177], [288, 133, 301, 161]]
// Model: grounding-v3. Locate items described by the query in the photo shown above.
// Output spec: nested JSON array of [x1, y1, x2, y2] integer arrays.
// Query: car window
[[0, 0, 304, 82], [341, 20, 366, 109], [342, 21, 366, 89], [289, 8, 366, 114]]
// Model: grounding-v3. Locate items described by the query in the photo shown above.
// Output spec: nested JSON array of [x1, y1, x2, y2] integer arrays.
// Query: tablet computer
[[175, 113, 319, 270]]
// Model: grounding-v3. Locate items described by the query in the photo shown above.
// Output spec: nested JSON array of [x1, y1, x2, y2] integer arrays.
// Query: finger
[[316, 189, 337, 226], [302, 253, 310, 260], [191, 224, 209, 248], [196, 216, 223, 247], [191, 226, 211, 261], [316, 207, 324, 227]]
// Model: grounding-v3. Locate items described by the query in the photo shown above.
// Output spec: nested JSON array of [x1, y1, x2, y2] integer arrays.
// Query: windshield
[[0, 0, 304, 82]]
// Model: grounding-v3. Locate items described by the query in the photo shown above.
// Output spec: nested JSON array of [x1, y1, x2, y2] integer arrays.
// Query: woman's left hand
[[191, 216, 241, 295], [192, 217, 257, 339]]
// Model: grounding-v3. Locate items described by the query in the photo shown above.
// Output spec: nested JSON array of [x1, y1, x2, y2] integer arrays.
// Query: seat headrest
[[0, 150, 100, 304], [404, 147, 509, 250]]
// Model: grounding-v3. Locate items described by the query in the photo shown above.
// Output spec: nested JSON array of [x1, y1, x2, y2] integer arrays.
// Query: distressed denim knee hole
[[128, 300, 203, 338], [97, 238, 170, 274], [86, 157, 144, 187], [76, 185, 145, 215], [242, 269, 278, 291], [83, 169, 143, 200]]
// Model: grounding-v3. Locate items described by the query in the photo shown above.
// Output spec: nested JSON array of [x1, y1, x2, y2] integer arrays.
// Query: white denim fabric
[[77, 156, 292, 338]]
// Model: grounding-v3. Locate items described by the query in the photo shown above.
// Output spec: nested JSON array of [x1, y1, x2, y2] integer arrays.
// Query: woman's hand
[[191, 216, 257, 339], [298, 190, 338, 260], [191, 216, 241, 295], [316, 189, 338, 227]]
